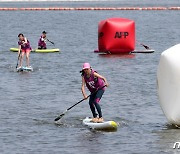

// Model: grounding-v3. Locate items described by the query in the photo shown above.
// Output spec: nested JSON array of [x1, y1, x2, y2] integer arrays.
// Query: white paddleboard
[[17, 66, 33, 72], [131, 49, 155, 53], [82, 117, 118, 131], [157, 44, 180, 126]]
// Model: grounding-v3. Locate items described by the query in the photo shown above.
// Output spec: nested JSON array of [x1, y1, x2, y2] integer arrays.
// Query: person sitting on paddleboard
[[38, 31, 47, 49], [81, 63, 109, 123], [18, 33, 32, 68]]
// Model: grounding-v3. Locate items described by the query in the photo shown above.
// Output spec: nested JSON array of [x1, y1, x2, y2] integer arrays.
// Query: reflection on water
[[98, 53, 136, 59], [155, 124, 180, 154]]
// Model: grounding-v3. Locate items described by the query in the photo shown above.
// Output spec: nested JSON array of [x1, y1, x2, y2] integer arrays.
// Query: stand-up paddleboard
[[157, 44, 180, 126], [34, 48, 60, 53], [94, 49, 155, 54], [10, 48, 60, 53], [10, 48, 19, 52], [17, 66, 33, 72], [82, 117, 118, 131], [131, 49, 155, 53]]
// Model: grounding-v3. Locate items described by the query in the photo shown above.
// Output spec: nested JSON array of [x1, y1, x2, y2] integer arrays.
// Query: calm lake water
[[0, 1, 180, 154]]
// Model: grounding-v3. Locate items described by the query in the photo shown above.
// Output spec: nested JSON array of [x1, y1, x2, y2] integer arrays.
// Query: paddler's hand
[[105, 83, 109, 87], [84, 95, 88, 100]]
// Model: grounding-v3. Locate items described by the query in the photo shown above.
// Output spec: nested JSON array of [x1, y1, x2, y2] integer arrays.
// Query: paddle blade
[[54, 114, 64, 121], [54, 111, 67, 121], [47, 39, 55, 45]]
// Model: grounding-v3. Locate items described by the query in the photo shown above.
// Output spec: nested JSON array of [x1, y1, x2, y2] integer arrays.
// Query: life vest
[[18, 38, 31, 50], [83, 69, 105, 93]]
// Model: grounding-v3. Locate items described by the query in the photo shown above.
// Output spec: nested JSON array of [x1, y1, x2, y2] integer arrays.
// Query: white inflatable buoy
[[157, 44, 180, 126]]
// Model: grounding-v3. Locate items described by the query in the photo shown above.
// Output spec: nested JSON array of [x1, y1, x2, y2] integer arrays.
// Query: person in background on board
[[81, 63, 109, 123], [18, 33, 32, 68], [38, 31, 47, 49]]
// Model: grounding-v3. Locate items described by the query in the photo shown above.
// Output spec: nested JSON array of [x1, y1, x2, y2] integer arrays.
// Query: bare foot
[[91, 117, 98, 123], [98, 117, 104, 123]]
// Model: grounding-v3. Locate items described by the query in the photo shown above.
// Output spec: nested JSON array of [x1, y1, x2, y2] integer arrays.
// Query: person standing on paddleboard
[[81, 63, 109, 123], [38, 31, 47, 49], [18, 33, 32, 68]]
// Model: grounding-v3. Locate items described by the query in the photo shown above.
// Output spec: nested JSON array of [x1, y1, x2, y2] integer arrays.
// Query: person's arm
[[94, 72, 109, 87], [41, 37, 47, 42], [18, 45, 21, 56], [81, 76, 88, 99], [23, 37, 28, 44]]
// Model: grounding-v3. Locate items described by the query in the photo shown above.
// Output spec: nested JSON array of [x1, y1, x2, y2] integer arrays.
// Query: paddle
[[47, 39, 55, 45], [131, 41, 154, 53], [16, 50, 21, 68], [139, 43, 150, 50], [136, 41, 150, 50], [54, 85, 106, 121]]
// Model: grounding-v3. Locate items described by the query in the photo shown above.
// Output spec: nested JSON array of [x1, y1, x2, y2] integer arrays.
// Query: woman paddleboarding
[[38, 31, 47, 49], [38, 31, 54, 49], [17, 33, 32, 68], [81, 63, 109, 123]]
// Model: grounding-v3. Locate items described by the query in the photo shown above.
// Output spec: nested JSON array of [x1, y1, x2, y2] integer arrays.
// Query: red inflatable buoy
[[97, 18, 135, 54]]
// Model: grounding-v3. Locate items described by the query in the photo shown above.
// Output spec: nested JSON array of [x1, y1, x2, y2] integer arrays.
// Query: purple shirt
[[83, 70, 105, 93], [18, 38, 31, 50], [38, 36, 46, 48]]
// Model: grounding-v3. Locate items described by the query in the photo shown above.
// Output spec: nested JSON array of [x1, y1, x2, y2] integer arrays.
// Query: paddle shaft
[[16, 50, 21, 68], [54, 85, 106, 121], [47, 39, 55, 45], [140, 43, 150, 50], [136, 41, 150, 50]]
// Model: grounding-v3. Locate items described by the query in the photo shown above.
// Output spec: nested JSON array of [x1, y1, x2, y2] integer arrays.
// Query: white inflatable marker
[[157, 44, 180, 125]]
